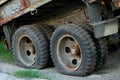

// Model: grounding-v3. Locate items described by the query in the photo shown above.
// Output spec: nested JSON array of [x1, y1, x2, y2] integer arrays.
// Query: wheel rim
[[57, 34, 82, 71], [18, 35, 36, 66]]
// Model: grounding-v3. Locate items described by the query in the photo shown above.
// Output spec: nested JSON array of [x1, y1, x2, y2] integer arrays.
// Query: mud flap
[[93, 19, 118, 38]]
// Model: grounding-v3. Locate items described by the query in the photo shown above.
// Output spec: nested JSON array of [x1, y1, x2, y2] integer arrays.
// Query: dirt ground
[[0, 49, 120, 80]]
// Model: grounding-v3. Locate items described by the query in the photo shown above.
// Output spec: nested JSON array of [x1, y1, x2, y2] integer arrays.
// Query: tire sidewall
[[13, 27, 44, 69], [51, 26, 91, 75]]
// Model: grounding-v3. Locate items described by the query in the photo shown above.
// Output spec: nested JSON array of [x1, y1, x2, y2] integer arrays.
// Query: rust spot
[[20, 0, 29, 10], [0, 0, 51, 26], [0, 13, 19, 26]]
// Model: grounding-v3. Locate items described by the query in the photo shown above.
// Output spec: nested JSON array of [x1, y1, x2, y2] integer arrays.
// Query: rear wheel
[[39, 26, 54, 67], [95, 39, 108, 70], [80, 24, 108, 70], [50, 24, 96, 76], [40, 26, 54, 41], [12, 25, 49, 69]]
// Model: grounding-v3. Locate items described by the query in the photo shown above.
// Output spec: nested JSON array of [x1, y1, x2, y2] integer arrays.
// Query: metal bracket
[[93, 19, 119, 38]]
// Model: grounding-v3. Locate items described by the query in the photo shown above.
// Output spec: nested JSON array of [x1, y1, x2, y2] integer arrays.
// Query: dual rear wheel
[[12, 24, 107, 76], [50, 24, 96, 76]]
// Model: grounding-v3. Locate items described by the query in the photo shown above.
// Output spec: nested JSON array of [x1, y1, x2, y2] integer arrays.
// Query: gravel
[[0, 50, 120, 80]]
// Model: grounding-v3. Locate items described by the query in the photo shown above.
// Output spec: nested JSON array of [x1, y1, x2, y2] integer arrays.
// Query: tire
[[80, 24, 108, 70], [39, 26, 54, 67], [95, 39, 108, 70], [106, 34, 120, 52], [50, 24, 96, 76], [12, 25, 49, 69], [39, 26, 54, 41]]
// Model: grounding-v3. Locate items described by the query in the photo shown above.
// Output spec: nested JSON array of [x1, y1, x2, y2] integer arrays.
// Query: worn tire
[[95, 39, 108, 70], [50, 24, 96, 76], [39, 26, 54, 67], [12, 25, 49, 69], [80, 24, 108, 70], [39, 26, 54, 41]]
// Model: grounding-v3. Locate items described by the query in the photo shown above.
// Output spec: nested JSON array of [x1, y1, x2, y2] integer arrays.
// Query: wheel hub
[[25, 43, 35, 56], [57, 35, 82, 71], [18, 36, 36, 66]]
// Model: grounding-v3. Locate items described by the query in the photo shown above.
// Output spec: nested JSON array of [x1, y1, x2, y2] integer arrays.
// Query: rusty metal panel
[[0, 0, 8, 5], [0, 0, 51, 26]]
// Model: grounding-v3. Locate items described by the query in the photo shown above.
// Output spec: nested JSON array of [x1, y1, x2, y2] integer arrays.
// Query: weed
[[13, 69, 48, 79], [0, 41, 14, 63]]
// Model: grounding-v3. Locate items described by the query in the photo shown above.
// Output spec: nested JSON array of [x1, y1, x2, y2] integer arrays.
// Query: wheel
[[95, 39, 108, 70], [39, 26, 54, 41], [12, 25, 49, 69], [80, 24, 108, 70], [106, 34, 120, 52], [50, 24, 96, 76]]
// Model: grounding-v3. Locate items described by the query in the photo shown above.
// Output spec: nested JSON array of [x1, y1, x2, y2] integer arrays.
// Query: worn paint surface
[[0, 0, 119, 27], [0, 0, 51, 26], [0, 0, 8, 5]]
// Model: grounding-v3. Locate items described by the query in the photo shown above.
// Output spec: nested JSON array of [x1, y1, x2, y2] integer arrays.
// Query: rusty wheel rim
[[57, 34, 82, 71], [18, 35, 36, 66]]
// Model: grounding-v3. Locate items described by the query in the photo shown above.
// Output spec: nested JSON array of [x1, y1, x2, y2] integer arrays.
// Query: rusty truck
[[0, 0, 120, 76]]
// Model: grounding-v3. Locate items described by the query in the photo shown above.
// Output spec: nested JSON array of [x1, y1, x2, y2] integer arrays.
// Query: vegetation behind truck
[[0, 0, 120, 76]]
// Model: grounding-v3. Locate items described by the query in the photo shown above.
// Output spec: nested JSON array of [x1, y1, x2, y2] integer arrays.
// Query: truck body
[[0, 0, 120, 37], [0, 0, 120, 76]]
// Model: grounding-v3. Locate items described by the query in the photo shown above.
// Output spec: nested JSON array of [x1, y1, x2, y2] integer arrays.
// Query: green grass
[[0, 41, 55, 80], [13, 69, 48, 79], [0, 41, 14, 63]]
